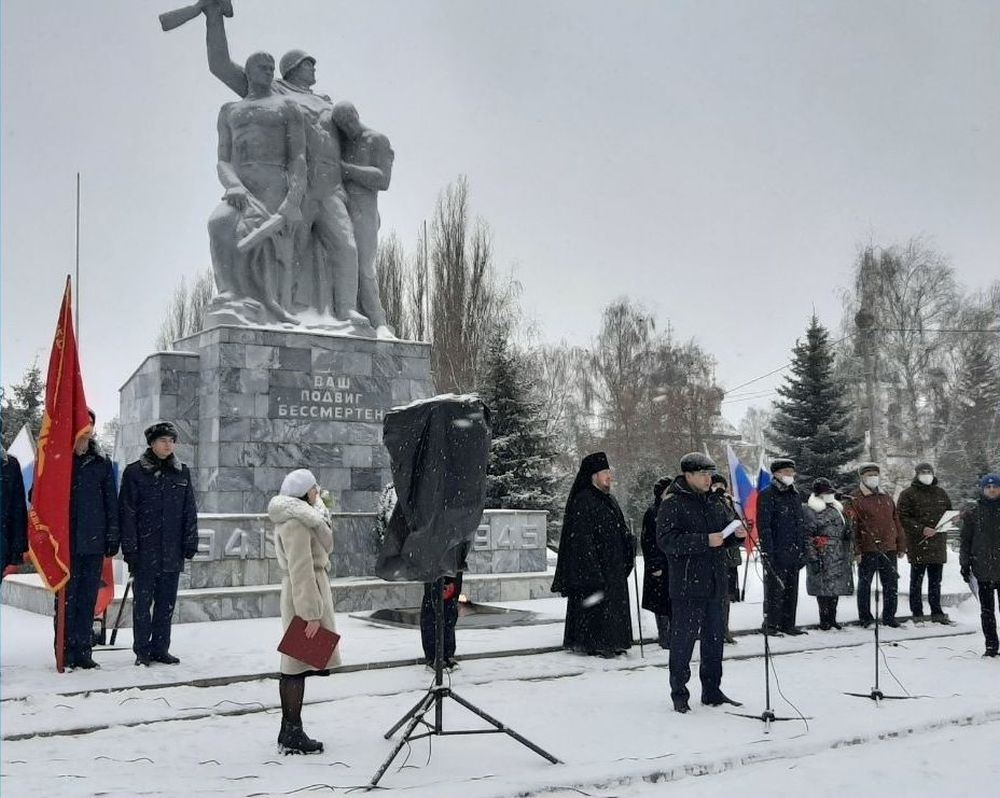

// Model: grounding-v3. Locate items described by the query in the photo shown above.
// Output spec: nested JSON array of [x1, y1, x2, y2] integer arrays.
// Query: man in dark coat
[[63, 411, 119, 669], [845, 462, 906, 628], [960, 473, 1000, 657], [657, 452, 745, 713], [1, 418, 29, 574], [756, 457, 807, 635], [119, 421, 198, 666], [898, 462, 953, 624], [641, 476, 673, 649], [552, 452, 635, 658]]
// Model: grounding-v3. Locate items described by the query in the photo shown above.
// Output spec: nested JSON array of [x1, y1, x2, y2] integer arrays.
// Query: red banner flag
[[27, 278, 91, 593], [95, 557, 115, 616]]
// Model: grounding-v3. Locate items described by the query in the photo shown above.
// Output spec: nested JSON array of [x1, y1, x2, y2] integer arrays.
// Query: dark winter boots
[[277, 674, 323, 755], [278, 720, 324, 755], [817, 596, 840, 630], [701, 691, 743, 707]]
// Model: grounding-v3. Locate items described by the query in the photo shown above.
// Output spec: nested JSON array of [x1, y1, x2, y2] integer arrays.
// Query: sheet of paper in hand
[[721, 519, 744, 538], [935, 510, 961, 533]]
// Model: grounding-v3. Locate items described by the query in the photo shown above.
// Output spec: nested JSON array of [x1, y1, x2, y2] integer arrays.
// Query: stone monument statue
[[208, 51, 305, 325], [333, 102, 394, 333], [163, 0, 393, 336]]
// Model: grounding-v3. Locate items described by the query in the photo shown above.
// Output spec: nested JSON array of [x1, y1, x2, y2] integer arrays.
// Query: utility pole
[[855, 308, 878, 463], [423, 219, 429, 341]]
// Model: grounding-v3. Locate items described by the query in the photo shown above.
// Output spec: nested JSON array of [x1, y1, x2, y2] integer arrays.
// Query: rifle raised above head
[[159, 0, 234, 33]]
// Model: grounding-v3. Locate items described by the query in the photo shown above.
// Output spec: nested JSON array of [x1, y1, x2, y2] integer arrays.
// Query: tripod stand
[[729, 618, 804, 732], [369, 577, 561, 787], [845, 559, 914, 703]]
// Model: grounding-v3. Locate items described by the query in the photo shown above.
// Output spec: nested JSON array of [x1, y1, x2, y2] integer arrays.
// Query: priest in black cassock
[[552, 452, 635, 658]]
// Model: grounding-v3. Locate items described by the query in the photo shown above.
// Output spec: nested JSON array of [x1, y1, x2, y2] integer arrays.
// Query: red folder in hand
[[278, 616, 340, 670]]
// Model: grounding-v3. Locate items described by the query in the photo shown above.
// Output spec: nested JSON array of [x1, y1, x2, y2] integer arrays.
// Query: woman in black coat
[[1, 440, 29, 573], [641, 476, 673, 648], [552, 452, 635, 658]]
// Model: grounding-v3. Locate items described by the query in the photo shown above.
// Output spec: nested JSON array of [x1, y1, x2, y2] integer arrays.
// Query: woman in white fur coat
[[268, 468, 341, 755]]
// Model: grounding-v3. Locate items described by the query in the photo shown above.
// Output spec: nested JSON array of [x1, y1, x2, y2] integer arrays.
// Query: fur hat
[[144, 421, 179, 445], [280, 468, 318, 498], [770, 457, 795, 473], [580, 451, 611, 476], [812, 477, 835, 495], [680, 452, 716, 473], [653, 476, 673, 500], [914, 462, 934, 474]]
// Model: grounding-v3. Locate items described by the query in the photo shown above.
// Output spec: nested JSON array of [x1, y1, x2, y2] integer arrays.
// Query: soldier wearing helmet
[[200, 0, 368, 325]]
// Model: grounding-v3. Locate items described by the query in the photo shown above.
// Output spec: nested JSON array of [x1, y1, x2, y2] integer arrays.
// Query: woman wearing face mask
[[803, 479, 854, 630], [845, 463, 907, 628]]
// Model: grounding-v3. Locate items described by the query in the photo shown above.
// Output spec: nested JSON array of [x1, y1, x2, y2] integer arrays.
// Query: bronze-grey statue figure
[[207, 51, 306, 326], [333, 102, 394, 338], [201, 0, 365, 326]]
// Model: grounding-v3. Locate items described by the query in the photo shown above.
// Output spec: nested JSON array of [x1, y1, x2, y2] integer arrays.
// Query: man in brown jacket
[[897, 463, 953, 624], [845, 463, 906, 628]]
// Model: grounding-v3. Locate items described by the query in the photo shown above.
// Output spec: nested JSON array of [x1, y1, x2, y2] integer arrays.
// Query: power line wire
[[721, 325, 998, 399]]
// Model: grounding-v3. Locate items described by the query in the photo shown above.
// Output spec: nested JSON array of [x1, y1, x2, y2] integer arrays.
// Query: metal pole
[[629, 522, 644, 658], [423, 219, 429, 341], [855, 308, 878, 462], [75, 173, 81, 342], [434, 576, 444, 734]]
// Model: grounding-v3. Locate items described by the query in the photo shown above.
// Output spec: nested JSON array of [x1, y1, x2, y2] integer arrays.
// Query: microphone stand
[[845, 555, 915, 703], [729, 560, 804, 732]]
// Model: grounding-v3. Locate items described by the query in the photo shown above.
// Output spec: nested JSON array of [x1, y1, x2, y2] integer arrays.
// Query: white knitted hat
[[279, 468, 318, 497]]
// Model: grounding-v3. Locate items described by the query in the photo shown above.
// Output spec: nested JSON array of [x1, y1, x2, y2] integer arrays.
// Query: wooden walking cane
[[108, 576, 133, 646]]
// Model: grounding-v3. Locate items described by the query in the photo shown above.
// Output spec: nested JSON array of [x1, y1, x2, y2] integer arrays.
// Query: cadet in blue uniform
[[119, 421, 198, 666]]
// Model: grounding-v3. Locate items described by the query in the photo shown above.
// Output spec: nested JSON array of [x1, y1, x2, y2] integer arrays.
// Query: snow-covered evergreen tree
[[768, 316, 865, 488], [939, 332, 1000, 497], [1, 359, 45, 447], [478, 332, 560, 531]]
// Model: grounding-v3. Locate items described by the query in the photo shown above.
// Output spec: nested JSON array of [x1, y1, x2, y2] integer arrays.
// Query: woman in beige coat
[[268, 468, 341, 755]]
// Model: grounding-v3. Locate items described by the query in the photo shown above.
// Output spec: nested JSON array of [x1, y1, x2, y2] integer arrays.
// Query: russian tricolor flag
[[726, 445, 767, 554]]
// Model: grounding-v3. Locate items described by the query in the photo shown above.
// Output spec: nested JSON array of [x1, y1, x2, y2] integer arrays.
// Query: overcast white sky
[[2, 0, 999, 430]]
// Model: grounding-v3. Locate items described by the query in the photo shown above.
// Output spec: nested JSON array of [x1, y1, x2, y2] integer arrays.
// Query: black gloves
[[122, 550, 137, 570], [960, 566, 971, 583], [105, 541, 120, 558]]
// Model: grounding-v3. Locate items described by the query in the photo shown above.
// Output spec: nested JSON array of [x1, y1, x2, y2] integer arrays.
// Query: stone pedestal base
[[117, 324, 433, 516], [2, 571, 557, 626]]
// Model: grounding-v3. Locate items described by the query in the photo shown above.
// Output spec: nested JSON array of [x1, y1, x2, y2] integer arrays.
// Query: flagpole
[[75, 173, 81, 342]]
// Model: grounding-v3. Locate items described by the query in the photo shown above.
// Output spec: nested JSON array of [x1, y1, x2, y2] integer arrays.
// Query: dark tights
[[279, 674, 305, 725]]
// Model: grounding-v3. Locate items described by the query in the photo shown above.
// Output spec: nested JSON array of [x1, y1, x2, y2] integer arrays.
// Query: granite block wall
[[119, 325, 433, 516]]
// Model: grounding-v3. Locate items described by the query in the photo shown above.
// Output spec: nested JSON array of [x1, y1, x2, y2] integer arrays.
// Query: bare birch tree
[[156, 269, 216, 350]]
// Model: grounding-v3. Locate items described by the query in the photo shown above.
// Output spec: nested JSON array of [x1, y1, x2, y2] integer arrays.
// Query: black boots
[[278, 720, 324, 755], [278, 674, 323, 754], [702, 692, 743, 707]]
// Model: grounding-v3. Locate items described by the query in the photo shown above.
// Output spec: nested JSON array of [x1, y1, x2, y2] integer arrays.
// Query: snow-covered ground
[[3, 557, 998, 797]]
